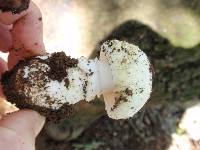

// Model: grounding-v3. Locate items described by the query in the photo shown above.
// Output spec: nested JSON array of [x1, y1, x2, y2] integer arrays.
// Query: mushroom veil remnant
[[1, 40, 152, 122]]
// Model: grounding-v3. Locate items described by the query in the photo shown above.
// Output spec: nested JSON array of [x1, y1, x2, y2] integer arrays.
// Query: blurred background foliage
[[33, 0, 200, 58]]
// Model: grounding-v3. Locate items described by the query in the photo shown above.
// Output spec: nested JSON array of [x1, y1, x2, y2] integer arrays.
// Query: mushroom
[[1, 40, 152, 121], [99, 40, 152, 119]]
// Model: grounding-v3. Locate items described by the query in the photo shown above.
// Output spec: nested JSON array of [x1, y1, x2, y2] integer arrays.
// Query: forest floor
[[36, 100, 200, 150]]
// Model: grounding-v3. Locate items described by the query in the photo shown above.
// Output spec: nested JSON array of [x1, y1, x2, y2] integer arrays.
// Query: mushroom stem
[[76, 57, 114, 102], [98, 61, 114, 94]]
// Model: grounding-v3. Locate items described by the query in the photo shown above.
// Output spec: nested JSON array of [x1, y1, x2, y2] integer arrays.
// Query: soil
[[36, 103, 184, 150], [47, 52, 78, 83], [0, 0, 30, 14]]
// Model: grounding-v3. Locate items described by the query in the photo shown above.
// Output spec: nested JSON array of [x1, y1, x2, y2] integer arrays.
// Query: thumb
[[0, 110, 45, 150]]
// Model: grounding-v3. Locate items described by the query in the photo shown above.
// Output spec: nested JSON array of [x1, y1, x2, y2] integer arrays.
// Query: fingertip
[[0, 109, 45, 138], [10, 1, 45, 55], [0, 0, 29, 25], [0, 109, 45, 149]]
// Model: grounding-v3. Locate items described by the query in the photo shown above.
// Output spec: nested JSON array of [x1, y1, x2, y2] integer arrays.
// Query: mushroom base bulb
[[1, 40, 152, 122]]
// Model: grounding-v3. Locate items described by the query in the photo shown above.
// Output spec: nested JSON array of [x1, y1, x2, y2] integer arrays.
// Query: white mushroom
[[2, 40, 152, 120], [100, 40, 152, 119]]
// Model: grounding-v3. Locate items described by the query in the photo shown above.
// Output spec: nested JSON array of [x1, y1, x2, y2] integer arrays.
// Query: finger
[[0, 110, 45, 149], [0, 1, 45, 69], [0, 0, 31, 53], [0, 23, 12, 52], [0, 58, 8, 98], [0, 110, 45, 138], [8, 1, 45, 69], [0, 0, 29, 25]]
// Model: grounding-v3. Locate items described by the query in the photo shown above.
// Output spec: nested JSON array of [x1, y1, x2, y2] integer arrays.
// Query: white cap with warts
[[100, 40, 152, 119]]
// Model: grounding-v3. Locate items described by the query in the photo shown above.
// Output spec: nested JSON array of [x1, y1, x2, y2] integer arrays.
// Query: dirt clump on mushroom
[[0, 0, 30, 14], [46, 52, 78, 87]]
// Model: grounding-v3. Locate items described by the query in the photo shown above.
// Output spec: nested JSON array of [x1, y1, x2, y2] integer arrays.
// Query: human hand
[[0, 1, 46, 149]]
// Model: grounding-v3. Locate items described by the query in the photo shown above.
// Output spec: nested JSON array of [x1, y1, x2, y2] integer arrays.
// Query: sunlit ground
[[167, 101, 200, 150], [34, 0, 200, 55]]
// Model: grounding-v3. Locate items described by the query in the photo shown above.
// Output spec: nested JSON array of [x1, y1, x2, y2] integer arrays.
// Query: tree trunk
[[45, 20, 200, 141]]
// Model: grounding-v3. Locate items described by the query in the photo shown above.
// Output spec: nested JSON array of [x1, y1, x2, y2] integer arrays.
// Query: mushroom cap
[[100, 40, 152, 119]]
